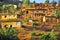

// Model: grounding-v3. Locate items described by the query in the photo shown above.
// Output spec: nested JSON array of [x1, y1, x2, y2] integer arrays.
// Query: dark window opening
[[5, 16, 7, 18], [17, 14, 20, 18], [10, 25, 12, 27], [26, 11, 28, 14], [4, 25, 7, 28]]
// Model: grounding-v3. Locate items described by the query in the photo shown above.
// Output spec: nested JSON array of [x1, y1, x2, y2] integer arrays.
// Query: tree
[[0, 4, 3, 12], [22, 0, 30, 6], [8, 5, 17, 14], [51, 0, 57, 5], [58, 0, 60, 4], [45, 0, 49, 4], [33, 0, 36, 4], [54, 8, 60, 23]]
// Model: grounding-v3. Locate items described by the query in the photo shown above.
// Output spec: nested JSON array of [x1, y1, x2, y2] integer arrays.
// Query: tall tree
[[58, 0, 60, 4], [22, 0, 30, 6], [51, 0, 57, 5], [45, 0, 49, 4], [54, 8, 60, 23], [33, 0, 36, 4]]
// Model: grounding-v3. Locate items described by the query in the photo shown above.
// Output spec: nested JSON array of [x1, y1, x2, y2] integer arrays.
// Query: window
[[36, 10, 39, 12], [4, 25, 7, 28], [10, 25, 12, 27], [26, 11, 28, 14], [5, 16, 7, 18], [17, 14, 20, 18], [4, 25, 8, 28]]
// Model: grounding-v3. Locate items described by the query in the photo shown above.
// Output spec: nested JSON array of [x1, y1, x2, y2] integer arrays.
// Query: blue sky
[[20, 0, 58, 3], [30, 0, 58, 3]]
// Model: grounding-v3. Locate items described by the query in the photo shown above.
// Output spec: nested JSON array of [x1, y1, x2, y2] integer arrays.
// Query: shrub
[[0, 27, 19, 40]]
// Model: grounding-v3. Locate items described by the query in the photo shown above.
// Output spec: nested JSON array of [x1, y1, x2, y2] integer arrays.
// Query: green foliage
[[33, 22, 38, 26], [40, 29, 58, 40], [45, 0, 49, 4], [54, 8, 60, 19], [0, 4, 17, 13], [0, 4, 3, 12], [23, 0, 30, 6], [51, 0, 57, 5], [22, 11, 26, 14], [41, 33, 50, 40], [57, 24, 60, 28], [31, 29, 58, 40], [49, 29, 58, 40], [33, 0, 36, 4], [28, 18, 32, 21], [54, 14, 59, 19], [0, 20, 2, 23], [31, 32, 35, 36], [0, 28, 19, 40], [8, 5, 17, 13]]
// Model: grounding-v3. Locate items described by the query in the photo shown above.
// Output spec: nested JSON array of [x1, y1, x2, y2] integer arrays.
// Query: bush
[[57, 24, 60, 28], [31, 32, 35, 36], [0, 27, 19, 40], [33, 22, 38, 26]]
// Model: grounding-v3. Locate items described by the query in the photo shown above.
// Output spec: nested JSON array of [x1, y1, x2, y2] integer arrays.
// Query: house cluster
[[22, 3, 60, 26], [0, 0, 60, 29]]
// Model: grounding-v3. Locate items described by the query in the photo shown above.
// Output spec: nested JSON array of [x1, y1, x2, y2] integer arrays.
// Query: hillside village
[[0, 0, 60, 40]]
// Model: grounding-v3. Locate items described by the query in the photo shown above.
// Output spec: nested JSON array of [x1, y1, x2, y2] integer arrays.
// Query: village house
[[21, 3, 60, 26], [0, 0, 60, 28]]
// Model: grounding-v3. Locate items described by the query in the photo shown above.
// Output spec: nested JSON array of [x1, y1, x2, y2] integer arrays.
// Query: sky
[[20, 0, 59, 3], [30, 0, 58, 3]]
